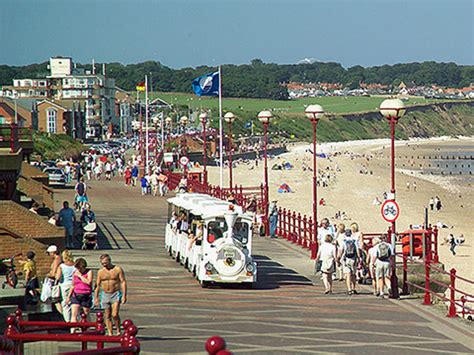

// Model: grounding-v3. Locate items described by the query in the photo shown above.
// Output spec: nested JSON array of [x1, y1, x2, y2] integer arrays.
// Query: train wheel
[[200, 280, 209, 288]]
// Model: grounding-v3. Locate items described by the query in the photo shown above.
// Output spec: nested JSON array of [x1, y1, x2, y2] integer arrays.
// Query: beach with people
[[206, 136, 474, 290]]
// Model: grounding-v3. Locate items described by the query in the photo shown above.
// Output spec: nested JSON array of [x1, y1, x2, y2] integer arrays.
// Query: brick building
[[0, 201, 64, 276]]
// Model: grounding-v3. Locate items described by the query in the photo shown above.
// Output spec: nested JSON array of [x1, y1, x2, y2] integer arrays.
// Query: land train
[[165, 193, 257, 287]]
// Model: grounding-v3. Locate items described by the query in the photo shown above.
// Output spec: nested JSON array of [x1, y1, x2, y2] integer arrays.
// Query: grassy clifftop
[[33, 132, 85, 160], [203, 103, 473, 142]]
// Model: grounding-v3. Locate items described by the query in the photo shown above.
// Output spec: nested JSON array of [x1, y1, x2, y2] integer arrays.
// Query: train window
[[208, 219, 227, 243], [233, 222, 249, 244]]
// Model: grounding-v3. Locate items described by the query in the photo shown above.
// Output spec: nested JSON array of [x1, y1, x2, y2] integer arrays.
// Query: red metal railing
[[399, 254, 474, 318], [2, 309, 140, 354], [0, 123, 33, 153], [276, 207, 316, 256]]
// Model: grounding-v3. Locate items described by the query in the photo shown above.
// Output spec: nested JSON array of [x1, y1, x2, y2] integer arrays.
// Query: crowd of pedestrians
[[314, 218, 394, 298], [20, 247, 127, 335]]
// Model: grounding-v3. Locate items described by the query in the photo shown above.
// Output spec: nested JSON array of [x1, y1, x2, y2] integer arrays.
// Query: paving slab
[[48, 178, 473, 354]]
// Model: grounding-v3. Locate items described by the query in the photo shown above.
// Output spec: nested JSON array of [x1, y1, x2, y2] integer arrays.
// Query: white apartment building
[[1, 56, 116, 139]]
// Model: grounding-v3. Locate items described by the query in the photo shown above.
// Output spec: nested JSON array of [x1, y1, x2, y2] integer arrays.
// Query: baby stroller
[[82, 222, 98, 250]]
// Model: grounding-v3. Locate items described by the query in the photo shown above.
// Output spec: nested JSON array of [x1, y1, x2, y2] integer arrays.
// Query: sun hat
[[46, 245, 58, 253]]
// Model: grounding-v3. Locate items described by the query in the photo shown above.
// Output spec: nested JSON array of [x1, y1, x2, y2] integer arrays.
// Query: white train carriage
[[165, 193, 257, 287]]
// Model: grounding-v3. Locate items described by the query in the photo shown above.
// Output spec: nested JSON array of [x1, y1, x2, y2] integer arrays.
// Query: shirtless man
[[94, 254, 127, 335]]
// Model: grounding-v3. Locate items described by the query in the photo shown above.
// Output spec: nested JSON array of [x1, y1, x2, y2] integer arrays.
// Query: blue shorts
[[76, 195, 88, 203]]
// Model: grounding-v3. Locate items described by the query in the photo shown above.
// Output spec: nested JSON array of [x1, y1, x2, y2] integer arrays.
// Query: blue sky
[[1, 0, 472, 68]]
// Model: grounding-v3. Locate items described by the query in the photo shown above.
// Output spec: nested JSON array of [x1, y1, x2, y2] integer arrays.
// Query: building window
[[47, 109, 57, 133]]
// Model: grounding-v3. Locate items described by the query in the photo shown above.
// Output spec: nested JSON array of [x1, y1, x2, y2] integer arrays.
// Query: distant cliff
[[284, 102, 474, 142]]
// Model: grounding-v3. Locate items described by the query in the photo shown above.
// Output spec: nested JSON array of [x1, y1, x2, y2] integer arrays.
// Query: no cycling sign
[[381, 200, 400, 223]]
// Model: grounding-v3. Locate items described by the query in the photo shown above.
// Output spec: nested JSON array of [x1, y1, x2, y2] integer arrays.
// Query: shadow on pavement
[[253, 255, 313, 290]]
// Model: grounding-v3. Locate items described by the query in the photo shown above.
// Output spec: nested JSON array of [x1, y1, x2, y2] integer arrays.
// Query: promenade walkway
[[53, 179, 473, 354]]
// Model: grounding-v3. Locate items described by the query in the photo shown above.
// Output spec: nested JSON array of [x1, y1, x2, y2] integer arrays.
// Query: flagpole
[[160, 112, 164, 161], [145, 75, 149, 174], [218, 65, 223, 188]]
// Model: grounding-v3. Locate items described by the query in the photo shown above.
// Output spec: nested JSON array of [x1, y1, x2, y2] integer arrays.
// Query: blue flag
[[192, 71, 219, 96]]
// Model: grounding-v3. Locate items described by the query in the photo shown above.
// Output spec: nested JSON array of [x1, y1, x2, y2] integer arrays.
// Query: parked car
[[43, 167, 66, 187]]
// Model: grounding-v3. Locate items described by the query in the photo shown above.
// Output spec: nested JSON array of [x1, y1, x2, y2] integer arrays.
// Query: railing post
[[433, 226, 439, 263], [460, 296, 466, 319], [277, 207, 282, 237], [282, 208, 287, 239], [423, 256, 431, 305], [448, 268, 457, 318], [291, 211, 297, 243], [302, 215, 308, 248], [297, 213, 302, 245], [287, 211, 292, 241], [402, 254, 409, 295], [309, 217, 317, 259]]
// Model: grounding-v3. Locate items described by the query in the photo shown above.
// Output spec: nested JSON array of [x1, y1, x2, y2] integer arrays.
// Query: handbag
[[315, 260, 322, 274], [51, 284, 61, 303]]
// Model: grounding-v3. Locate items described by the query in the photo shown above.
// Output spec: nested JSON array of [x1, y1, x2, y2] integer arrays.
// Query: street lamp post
[[305, 104, 325, 259], [224, 112, 236, 190], [180, 115, 189, 174], [380, 98, 406, 299], [199, 112, 208, 185], [258, 110, 272, 235]]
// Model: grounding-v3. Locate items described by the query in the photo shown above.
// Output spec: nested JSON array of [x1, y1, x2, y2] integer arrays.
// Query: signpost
[[381, 200, 400, 223], [179, 156, 189, 167]]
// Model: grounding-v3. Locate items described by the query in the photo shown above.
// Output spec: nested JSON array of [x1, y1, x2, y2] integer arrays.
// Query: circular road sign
[[179, 156, 189, 167], [381, 200, 400, 223]]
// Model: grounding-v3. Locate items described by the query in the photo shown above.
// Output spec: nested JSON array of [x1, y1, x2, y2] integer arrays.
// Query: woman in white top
[[315, 234, 337, 294], [55, 250, 75, 322]]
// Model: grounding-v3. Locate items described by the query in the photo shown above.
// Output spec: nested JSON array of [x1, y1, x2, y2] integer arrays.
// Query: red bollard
[[422, 257, 431, 305], [80, 312, 88, 350], [461, 296, 466, 319], [447, 268, 457, 318], [96, 312, 105, 349], [205, 336, 227, 355]]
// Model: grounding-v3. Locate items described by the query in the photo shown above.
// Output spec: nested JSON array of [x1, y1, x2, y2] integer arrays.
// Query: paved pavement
[[53, 179, 473, 354]]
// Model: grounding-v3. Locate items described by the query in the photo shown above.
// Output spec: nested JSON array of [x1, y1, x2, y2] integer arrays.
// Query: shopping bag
[[40, 278, 53, 303], [51, 284, 61, 303]]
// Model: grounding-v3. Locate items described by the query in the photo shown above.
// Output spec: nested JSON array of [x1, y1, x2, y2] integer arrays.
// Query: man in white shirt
[[318, 218, 335, 244]]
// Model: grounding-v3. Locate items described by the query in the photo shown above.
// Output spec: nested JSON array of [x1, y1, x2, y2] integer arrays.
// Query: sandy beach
[[206, 136, 474, 292]]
